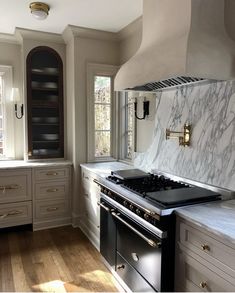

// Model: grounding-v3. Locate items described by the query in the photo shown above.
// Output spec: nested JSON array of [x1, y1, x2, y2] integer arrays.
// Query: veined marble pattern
[[134, 80, 235, 190]]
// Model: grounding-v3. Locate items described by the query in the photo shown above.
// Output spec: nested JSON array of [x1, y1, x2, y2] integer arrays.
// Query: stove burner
[[121, 174, 190, 197]]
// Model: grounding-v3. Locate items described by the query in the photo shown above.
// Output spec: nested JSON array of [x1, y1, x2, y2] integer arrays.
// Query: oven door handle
[[111, 211, 161, 248], [97, 201, 110, 212]]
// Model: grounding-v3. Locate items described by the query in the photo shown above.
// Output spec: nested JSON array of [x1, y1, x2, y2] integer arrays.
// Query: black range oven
[[95, 169, 221, 292]]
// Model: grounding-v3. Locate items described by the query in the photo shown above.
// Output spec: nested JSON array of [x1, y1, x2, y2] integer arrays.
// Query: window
[[125, 93, 135, 159], [87, 63, 118, 162], [94, 76, 111, 157], [0, 66, 14, 159], [119, 92, 136, 161]]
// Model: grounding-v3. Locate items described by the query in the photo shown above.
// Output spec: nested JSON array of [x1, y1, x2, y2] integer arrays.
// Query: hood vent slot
[[126, 76, 206, 92]]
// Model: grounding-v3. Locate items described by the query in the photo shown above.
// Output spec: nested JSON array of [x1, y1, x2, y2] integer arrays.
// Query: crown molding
[[14, 27, 65, 44], [63, 25, 120, 43], [0, 32, 19, 45]]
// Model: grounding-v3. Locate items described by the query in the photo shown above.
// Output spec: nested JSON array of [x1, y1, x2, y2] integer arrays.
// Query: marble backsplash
[[134, 80, 235, 191]]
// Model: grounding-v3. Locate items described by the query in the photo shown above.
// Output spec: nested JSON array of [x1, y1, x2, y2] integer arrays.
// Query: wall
[[0, 41, 23, 159], [63, 26, 120, 224], [134, 80, 235, 191], [118, 17, 142, 65]]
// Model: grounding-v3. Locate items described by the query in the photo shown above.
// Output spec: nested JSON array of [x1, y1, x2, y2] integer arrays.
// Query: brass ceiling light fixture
[[29, 2, 50, 20]]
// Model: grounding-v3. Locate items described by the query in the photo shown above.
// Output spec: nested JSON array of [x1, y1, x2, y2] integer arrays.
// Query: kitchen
[[0, 0, 235, 292]]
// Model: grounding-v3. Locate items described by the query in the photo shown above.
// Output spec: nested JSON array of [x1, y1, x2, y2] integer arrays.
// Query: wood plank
[[0, 226, 118, 292], [0, 233, 15, 291]]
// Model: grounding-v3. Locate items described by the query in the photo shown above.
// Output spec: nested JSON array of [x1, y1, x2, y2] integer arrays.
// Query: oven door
[[114, 211, 163, 292]]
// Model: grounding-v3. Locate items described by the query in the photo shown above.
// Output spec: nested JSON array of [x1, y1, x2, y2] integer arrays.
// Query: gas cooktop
[[107, 169, 221, 208]]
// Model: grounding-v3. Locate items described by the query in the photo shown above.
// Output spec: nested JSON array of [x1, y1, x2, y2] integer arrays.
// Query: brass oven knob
[[136, 209, 141, 216], [144, 213, 150, 221], [129, 204, 135, 211], [199, 281, 207, 289], [123, 200, 128, 207], [201, 244, 210, 251], [108, 191, 112, 196], [103, 189, 108, 195]]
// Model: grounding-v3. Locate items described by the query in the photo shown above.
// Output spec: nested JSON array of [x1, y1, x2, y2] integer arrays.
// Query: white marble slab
[[80, 161, 132, 178], [176, 200, 235, 244], [0, 160, 72, 169], [134, 80, 235, 191]]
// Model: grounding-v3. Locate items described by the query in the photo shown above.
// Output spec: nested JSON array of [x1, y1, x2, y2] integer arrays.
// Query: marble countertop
[[0, 160, 72, 169], [176, 200, 235, 244], [80, 161, 133, 178]]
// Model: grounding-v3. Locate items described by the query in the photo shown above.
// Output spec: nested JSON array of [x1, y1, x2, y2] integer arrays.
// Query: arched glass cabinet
[[26, 46, 64, 159]]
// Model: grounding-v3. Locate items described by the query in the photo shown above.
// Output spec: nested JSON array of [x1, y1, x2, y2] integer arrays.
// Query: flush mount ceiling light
[[29, 2, 50, 20]]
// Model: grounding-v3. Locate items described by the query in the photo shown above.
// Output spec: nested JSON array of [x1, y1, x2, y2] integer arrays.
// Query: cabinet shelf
[[27, 46, 64, 160], [32, 87, 58, 92], [31, 71, 59, 76]]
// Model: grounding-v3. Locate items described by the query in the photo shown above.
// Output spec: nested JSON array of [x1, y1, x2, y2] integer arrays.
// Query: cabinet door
[[26, 46, 64, 159]]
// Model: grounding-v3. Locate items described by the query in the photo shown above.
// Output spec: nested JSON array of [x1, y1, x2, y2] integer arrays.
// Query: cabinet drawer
[[179, 222, 235, 278], [81, 216, 100, 236], [83, 196, 100, 227], [35, 200, 70, 219], [0, 201, 32, 228], [34, 167, 69, 181], [81, 169, 94, 184], [0, 169, 31, 204], [35, 181, 69, 200], [116, 253, 155, 292], [178, 251, 235, 292], [81, 183, 100, 201]]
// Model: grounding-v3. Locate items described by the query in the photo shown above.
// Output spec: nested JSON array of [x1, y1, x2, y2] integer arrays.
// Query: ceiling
[[0, 0, 143, 35]]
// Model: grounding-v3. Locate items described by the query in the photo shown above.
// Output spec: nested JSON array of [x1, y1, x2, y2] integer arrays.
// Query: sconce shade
[[11, 88, 21, 103], [29, 2, 50, 20]]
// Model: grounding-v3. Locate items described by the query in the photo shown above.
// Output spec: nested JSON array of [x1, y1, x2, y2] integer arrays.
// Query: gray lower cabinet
[[79, 167, 100, 250], [0, 164, 72, 230], [0, 169, 32, 228], [33, 166, 72, 230], [175, 217, 235, 292]]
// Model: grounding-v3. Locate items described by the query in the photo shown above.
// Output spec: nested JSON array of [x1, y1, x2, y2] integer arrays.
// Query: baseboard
[[33, 217, 72, 231]]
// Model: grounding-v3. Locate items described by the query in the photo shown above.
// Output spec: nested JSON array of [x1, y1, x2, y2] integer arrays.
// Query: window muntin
[[94, 76, 112, 157]]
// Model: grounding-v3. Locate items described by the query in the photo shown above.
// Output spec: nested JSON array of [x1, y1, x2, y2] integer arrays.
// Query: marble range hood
[[115, 0, 235, 92]]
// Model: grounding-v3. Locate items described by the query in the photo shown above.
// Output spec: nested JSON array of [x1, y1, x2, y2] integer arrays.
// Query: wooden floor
[[0, 226, 118, 292]]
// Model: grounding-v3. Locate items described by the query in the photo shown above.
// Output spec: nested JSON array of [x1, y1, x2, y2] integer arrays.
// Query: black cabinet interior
[[26, 46, 64, 159]]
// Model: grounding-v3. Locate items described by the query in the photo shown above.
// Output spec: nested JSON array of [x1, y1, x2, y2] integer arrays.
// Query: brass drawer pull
[[199, 281, 207, 288], [0, 184, 20, 193], [84, 193, 89, 197], [46, 207, 59, 212], [0, 210, 23, 219], [46, 172, 58, 176], [47, 188, 59, 193], [201, 244, 210, 251]]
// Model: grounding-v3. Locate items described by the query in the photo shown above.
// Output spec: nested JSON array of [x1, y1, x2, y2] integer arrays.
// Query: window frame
[[0, 65, 15, 160], [118, 91, 136, 162], [87, 63, 119, 162]]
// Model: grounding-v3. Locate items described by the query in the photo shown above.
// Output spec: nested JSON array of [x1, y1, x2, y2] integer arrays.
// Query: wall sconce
[[166, 123, 191, 147], [134, 98, 149, 120], [12, 88, 24, 119]]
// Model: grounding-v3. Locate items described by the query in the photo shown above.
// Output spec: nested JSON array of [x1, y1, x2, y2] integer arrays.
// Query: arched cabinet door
[[26, 46, 64, 159]]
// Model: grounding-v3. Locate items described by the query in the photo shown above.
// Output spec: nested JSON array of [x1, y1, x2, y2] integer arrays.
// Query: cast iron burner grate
[[121, 174, 190, 197]]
